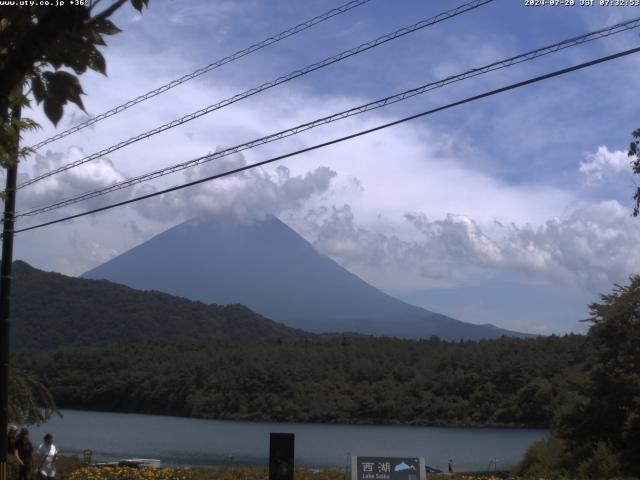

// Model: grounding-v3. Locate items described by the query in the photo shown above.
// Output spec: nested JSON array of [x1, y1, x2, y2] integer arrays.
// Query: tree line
[[517, 276, 640, 479], [17, 334, 588, 429]]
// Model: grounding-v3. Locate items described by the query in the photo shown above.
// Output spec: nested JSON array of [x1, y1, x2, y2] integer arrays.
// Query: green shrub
[[576, 442, 620, 480], [516, 436, 567, 479]]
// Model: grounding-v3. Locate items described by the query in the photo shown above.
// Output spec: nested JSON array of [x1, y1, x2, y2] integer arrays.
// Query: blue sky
[[13, 0, 640, 334]]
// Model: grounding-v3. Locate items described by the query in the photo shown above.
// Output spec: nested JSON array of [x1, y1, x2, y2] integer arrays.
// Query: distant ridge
[[83, 215, 528, 341], [9, 260, 311, 349]]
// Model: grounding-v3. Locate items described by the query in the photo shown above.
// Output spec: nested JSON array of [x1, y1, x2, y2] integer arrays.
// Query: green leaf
[[130, 0, 145, 12], [31, 76, 46, 104], [18, 118, 40, 133], [51, 32, 96, 74], [43, 71, 86, 111], [87, 26, 106, 46], [68, 55, 90, 75], [88, 49, 106, 75], [7, 86, 23, 105], [43, 98, 63, 126], [49, 59, 63, 70], [93, 18, 122, 35]]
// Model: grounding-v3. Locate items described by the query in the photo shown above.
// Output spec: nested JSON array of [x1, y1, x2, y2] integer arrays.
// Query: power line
[[26, 0, 373, 152], [17, 0, 495, 190], [14, 45, 640, 235], [15, 15, 640, 218]]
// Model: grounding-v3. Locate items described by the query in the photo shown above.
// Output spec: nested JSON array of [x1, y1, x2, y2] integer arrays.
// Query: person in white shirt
[[36, 433, 58, 480]]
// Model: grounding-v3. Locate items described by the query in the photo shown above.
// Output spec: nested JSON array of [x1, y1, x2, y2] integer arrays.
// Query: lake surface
[[31, 410, 547, 472]]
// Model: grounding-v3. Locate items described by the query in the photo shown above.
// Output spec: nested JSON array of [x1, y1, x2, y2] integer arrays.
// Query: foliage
[[9, 262, 589, 429], [18, 334, 588, 428], [574, 442, 621, 480], [629, 129, 640, 216], [555, 276, 640, 477], [8, 366, 59, 425], [0, 0, 150, 451], [518, 277, 640, 478], [10, 261, 310, 349], [69, 466, 194, 480], [56, 466, 354, 480], [0, 0, 149, 167], [516, 437, 568, 480]]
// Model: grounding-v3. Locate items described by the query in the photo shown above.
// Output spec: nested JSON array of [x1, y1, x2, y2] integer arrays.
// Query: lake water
[[30, 410, 547, 472]]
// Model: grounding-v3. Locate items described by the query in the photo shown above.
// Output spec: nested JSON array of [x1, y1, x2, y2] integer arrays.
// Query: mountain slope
[[9, 260, 311, 349], [84, 216, 526, 340]]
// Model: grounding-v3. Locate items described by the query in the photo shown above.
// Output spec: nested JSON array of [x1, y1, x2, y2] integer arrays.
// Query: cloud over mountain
[[134, 151, 337, 221], [303, 200, 640, 292], [13, 0, 640, 333]]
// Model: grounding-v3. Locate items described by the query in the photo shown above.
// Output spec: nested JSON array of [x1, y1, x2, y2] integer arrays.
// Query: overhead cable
[[16, 16, 640, 218], [17, 0, 495, 190], [14, 45, 640, 234]]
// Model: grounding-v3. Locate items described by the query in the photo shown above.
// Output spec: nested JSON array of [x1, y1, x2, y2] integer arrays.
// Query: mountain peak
[[83, 216, 527, 340]]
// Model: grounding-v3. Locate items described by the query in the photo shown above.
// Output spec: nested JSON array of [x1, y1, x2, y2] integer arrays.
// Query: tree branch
[[0, 8, 60, 107]]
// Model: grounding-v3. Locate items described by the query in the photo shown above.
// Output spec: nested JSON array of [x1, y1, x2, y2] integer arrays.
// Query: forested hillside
[[20, 335, 588, 428], [9, 261, 311, 348]]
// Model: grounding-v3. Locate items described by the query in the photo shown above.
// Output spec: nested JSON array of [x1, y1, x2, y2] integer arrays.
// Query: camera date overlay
[[525, 0, 640, 6], [0, 0, 88, 7]]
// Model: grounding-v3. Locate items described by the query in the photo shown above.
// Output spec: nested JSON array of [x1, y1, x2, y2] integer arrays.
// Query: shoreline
[[30, 409, 543, 473], [46, 406, 551, 431]]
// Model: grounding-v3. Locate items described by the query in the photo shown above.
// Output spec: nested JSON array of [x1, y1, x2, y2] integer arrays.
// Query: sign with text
[[351, 457, 425, 480]]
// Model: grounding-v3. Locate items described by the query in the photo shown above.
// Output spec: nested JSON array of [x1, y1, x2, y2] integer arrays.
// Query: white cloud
[[133, 150, 337, 222], [12, 0, 640, 333], [579, 146, 630, 184], [16, 147, 127, 212], [17, 56, 636, 297], [301, 200, 640, 292]]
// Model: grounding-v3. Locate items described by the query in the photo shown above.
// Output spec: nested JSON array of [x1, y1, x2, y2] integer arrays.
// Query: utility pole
[[0, 105, 21, 480]]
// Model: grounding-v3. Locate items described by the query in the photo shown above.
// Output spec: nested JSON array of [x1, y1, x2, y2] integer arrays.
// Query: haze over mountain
[[83, 216, 527, 340]]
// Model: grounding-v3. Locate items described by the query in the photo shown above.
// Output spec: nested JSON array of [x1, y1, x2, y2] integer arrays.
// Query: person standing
[[36, 434, 58, 480], [447, 458, 453, 474], [14, 428, 34, 480], [7, 425, 17, 453]]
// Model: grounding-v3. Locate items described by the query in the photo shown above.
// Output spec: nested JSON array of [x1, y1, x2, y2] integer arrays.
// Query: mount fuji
[[83, 215, 527, 341]]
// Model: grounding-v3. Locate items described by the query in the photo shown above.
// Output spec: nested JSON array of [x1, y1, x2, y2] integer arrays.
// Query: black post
[[0, 105, 21, 480], [269, 433, 294, 480]]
